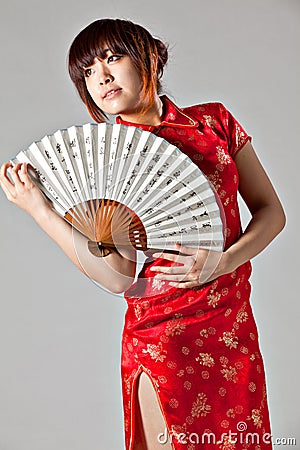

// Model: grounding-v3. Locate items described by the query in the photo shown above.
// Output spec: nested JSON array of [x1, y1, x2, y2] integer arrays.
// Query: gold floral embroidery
[[235, 404, 243, 414], [219, 330, 239, 349], [195, 338, 204, 347], [142, 342, 167, 362], [220, 356, 229, 365], [217, 434, 236, 449], [225, 308, 232, 317], [219, 387, 227, 397], [199, 328, 209, 338], [203, 114, 217, 128], [165, 317, 186, 336], [169, 398, 179, 408], [216, 146, 232, 171], [158, 375, 167, 384], [186, 366, 195, 374], [191, 392, 212, 418], [234, 126, 248, 153], [207, 170, 222, 191], [195, 352, 215, 367], [240, 346, 249, 354], [133, 303, 142, 320], [221, 419, 230, 428], [127, 342, 133, 352], [220, 365, 238, 383], [192, 152, 203, 161], [184, 380, 192, 390], [167, 360, 177, 369], [133, 299, 150, 320], [226, 408, 235, 418], [207, 291, 221, 308], [247, 408, 263, 428]]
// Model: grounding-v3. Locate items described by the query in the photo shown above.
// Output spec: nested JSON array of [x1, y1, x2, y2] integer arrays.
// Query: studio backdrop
[[0, 0, 299, 449]]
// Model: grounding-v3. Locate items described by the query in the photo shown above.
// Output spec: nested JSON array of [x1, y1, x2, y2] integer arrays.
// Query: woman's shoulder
[[182, 101, 227, 119]]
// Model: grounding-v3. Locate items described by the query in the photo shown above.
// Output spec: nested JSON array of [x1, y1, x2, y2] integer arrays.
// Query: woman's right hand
[[0, 162, 52, 218]]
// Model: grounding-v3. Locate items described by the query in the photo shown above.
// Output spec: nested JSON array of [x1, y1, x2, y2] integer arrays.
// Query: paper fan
[[12, 123, 224, 256]]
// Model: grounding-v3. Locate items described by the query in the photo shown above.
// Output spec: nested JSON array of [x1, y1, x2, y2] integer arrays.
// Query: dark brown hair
[[68, 19, 168, 122]]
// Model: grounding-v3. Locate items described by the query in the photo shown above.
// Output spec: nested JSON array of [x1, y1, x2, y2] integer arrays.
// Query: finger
[[0, 161, 13, 183], [0, 179, 15, 200], [150, 265, 188, 275], [12, 163, 35, 190], [154, 272, 196, 282], [0, 162, 16, 197], [174, 243, 198, 256], [9, 163, 24, 185], [152, 251, 189, 265], [19, 162, 34, 185]]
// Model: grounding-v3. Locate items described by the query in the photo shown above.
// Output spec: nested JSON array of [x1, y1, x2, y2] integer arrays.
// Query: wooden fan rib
[[93, 199, 147, 249]]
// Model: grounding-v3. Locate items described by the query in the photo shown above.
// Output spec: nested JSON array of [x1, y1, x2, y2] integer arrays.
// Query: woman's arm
[[0, 162, 136, 293], [150, 141, 286, 287], [221, 140, 286, 271]]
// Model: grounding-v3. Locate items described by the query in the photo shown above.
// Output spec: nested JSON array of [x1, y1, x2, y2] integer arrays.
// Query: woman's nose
[[99, 74, 114, 85]]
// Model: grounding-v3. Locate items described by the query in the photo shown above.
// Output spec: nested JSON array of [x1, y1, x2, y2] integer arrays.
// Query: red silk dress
[[116, 97, 273, 450]]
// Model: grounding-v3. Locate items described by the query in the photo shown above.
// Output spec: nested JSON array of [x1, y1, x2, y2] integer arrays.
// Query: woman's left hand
[[150, 243, 231, 288]]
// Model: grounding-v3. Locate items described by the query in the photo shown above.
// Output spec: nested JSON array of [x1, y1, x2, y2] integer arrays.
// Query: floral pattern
[[118, 96, 272, 449], [191, 393, 212, 418]]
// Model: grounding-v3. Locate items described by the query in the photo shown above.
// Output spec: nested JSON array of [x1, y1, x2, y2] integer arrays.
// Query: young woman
[[0, 18, 285, 450]]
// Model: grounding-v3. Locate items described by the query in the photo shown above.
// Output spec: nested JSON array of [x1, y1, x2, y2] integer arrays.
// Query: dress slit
[[130, 365, 174, 450]]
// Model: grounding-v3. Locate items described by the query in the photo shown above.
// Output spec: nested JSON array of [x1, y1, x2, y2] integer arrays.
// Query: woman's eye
[[107, 55, 122, 64], [83, 68, 94, 77]]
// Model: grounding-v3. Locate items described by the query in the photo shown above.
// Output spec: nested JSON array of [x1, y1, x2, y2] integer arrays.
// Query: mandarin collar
[[115, 95, 198, 132]]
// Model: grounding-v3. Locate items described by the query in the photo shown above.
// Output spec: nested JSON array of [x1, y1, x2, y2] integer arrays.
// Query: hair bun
[[154, 38, 168, 75]]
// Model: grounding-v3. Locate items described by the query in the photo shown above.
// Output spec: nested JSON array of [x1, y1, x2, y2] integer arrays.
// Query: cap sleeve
[[218, 103, 252, 158]]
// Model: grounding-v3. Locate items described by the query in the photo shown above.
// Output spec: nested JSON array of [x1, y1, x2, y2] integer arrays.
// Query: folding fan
[[12, 123, 224, 256]]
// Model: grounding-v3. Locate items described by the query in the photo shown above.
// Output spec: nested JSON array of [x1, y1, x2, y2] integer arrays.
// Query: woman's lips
[[103, 88, 122, 99]]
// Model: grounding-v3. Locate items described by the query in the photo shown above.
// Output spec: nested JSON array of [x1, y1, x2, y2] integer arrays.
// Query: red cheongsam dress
[[116, 96, 273, 450]]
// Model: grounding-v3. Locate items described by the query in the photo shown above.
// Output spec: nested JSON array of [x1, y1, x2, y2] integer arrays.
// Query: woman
[[0, 18, 285, 450]]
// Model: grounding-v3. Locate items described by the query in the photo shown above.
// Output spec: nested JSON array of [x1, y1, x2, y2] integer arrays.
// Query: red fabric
[[117, 97, 272, 449]]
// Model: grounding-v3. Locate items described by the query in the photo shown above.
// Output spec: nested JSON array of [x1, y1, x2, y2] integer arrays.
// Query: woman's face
[[83, 50, 145, 119]]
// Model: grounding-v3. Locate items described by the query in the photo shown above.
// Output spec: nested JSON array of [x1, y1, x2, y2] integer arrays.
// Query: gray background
[[0, 0, 299, 448]]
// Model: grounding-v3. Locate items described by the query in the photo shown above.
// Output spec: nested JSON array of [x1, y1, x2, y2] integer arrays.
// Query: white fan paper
[[12, 123, 224, 255]]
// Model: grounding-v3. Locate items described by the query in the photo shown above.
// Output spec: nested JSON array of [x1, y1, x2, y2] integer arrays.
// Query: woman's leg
[[133, 371, 172, 450]]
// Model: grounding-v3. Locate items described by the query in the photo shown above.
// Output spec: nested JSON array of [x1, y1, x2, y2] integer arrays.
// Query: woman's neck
[[119, 95, 163, 126]]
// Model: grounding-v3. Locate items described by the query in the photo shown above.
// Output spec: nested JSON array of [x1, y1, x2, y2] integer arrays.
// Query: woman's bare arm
[[223, 140, 286, 271], [0, 162, 136, 293]]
